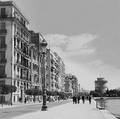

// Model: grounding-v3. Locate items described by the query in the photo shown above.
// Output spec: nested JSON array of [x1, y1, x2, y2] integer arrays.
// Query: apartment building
[[30, 44, 39, 88], [46, 50, 60, 92], [65, 74, 78, 96], [64, 74, 73, 93], [0, 1, 39, 103], [30, 31, 44, 90], [46, 49, 51, 91], [72, 75, 78, 95], [58, 57, 65, 92], [0, 1, 66, 104]]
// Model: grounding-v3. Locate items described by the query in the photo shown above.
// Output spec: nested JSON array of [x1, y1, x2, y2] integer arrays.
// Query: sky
[[2, 0, 120, 90]]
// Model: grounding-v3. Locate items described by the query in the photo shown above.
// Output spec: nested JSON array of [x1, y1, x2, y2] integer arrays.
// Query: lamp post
[[41, 39, 48, 111], [10, 55, 13, 106]]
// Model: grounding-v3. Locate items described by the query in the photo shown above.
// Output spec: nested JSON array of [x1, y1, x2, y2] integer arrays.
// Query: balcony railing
[[0, 14, 7, 18], [0, 74, 7, 78], [0, 59, 7, 63], [14, 15, 28, 30], [0, 44, 7, 49], [0, 29, 7, 34]]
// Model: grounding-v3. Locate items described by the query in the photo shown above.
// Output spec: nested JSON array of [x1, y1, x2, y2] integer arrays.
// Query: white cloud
[[66, 49, 95, 57], [44, 33, 97, 58], [44, 34, 67, 47], [83, 60, 109, 70], [50, 46, 66, 59], [43, 33, 99, 90], [66, 33, 98, 51], [44, 33, 120, 90]]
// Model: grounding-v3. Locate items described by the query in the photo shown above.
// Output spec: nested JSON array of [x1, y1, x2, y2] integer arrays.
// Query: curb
[[100, 110, 117, 119], [0, 102, 42, 109]]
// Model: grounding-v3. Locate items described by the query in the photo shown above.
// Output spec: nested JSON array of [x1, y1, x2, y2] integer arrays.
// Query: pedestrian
[[86, 96, 89, 100], [72, 96, 75, 104], [75, 96, 77, 104], [24, 97, 27, 104], [82, 95, 85, 104], [77, 96, 80, 104], [19, 97, 22, 103], [88, 96, 91, 104]]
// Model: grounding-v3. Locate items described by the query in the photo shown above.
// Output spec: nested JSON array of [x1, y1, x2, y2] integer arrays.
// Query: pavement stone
[[0, 102, 42, 109], [11, 100, 117, 119]]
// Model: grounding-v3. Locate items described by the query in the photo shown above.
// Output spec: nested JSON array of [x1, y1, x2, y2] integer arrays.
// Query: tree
[[25, 88, 42, 103], [54, 91, 59, 96], [0, 84, 17, 106], [25, 89, 33, 96], [58, 92, 67, 99], [90, 90, 101, 97]]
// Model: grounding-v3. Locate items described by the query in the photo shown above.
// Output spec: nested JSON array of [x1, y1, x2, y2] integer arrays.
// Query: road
[[0, 99, 72, 119]]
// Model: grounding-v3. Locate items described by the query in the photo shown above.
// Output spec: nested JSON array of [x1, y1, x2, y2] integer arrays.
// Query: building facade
[[30, 44, 39, 88], [46, 50, 59, 92], [30, 31, 44, 90], [72, 75, 78, 95], [58, 57, 65, 92], [64, 74, 78, 96], [0, 1, 31, 103], [64, 74, 73, 93], [0, 1, 42, 103]]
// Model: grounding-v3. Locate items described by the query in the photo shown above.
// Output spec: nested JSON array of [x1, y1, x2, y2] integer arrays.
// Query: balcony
[[0, 74, 7, 78], [17, 75, 19, 79], [0, 44, 7, 49], [14, 32, 21, 40], [14, 14, 28, 30], [0, 58, 7, 64], [0, 14, 7, 18], [0, 29, 7, 34], [14, 45, 17, 49]]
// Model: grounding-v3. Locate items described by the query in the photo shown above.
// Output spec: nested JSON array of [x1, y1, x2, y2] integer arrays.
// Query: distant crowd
[[72, 95, 91, 104]]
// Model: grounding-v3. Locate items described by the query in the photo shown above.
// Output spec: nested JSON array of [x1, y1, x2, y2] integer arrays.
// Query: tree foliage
[[0, 84, 17, 95], [90, 88, 120, 97], [25, 89, 33, 96], [25, 88, 42, 96]]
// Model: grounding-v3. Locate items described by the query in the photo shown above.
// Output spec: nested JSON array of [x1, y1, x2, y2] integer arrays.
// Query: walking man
[[82, 95, 85, 104], [88, 96, 91, 104]]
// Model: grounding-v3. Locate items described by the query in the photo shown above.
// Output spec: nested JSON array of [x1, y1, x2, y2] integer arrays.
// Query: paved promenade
[[0, 101, 41, 109], [11, 99, 116, 119]]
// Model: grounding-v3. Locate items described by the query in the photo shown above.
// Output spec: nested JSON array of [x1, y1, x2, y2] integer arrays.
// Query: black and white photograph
[[0, 0, 120, 119]]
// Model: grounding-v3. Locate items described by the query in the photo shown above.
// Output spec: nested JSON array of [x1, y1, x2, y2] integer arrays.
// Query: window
[[0, 81, 5, 85], [20, 17, 23, 24], [1, 8, 6, 17], [17, 27, 21, 36], [0, 36, 5, 45], [14, 24, 16, 34], [14, 65, 16, 71], [1, 22, 6, 29], [0, 66, 5, 74], [0, 51, 5, 59], [29, 50, 31, 57], [14, 37, 16, 47], [17, 53, 19, 63], [14, 80, 16, 86], [51, 83, 53, 87]]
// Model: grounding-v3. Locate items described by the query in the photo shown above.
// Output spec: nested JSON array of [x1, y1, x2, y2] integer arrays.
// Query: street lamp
[[10, 57, 13, 106], [41, 39, 48, 111]]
